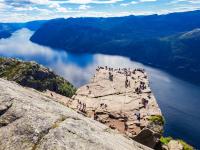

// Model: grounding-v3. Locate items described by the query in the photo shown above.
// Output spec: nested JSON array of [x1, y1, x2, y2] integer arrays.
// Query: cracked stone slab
[[0, 78, 151, 150], [70, 67, 163, 148]]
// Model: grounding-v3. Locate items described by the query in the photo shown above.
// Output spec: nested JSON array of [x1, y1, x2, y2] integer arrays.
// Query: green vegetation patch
[[149, 115, 165, 125], [178, 139, 194, 150], [58, 82, 76, 98], [160, 136, 194, 150], [160, 136, 172, 145], [0, 57, 76, 98]]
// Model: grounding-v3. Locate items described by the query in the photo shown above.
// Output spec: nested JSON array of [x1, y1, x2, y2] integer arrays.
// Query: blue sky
[[0, 0, 200, 22]]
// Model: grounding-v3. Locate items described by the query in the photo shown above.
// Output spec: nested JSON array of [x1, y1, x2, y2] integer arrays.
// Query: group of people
[[135, 87, 142, 94], [77, 100, 87, 113], [135, 111, 141, 121], [135, 68, 145, 73], [96, 66, 105, 71], [100, 103, 108, 109], [97, 66, 115, 72], [140, 81, 147, 90], [134, 98, 149, 122], [117, 68, 132, 76], [93, 103, 108, 120], [135, 81, 148, 94], [97, 66, 146, 75], [109, 72, 114, 81], [95, 66, 150, 123]]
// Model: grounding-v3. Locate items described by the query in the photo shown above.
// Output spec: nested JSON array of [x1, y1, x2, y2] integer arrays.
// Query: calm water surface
[[0, 29, 200, 148]]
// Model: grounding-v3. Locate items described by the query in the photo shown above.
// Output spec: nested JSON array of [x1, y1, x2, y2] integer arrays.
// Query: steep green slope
[[0, 57, 76, 97]]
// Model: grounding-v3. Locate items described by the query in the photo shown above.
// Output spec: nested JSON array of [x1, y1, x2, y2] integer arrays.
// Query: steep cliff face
[[68, 67, 163, 148], [0, 57, 76, 97], [0, 58, 193, 149], [0, 78, 152, 150]]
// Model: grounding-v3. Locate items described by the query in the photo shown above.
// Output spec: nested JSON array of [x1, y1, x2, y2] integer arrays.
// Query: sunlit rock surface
[[0, 78, 152, 150], [69, 67, 163, 148]]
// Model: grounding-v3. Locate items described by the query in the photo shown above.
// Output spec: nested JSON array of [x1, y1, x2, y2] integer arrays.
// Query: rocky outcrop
[[68, 67, 163, 148], [0, 57, 76, 97], [159, 137, 194, 150], [167, 140, 183, 150], [0, 78, 152, 150]]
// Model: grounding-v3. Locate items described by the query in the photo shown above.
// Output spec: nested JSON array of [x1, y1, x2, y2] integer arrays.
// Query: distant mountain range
[[30, 10, 200, 84], [1, 10, 200, 84], [0, 20, 46, 39]]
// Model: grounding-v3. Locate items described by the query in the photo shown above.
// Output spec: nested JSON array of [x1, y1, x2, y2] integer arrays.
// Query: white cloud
[[65, 0, 123, 4], [120, 1, 138, 6], [0, 0, 5, 9], [49, 3, 69, 13], [0, 3, 4, 8], [120, 0, 156, 7], [188, 0, 200, 4], [139, 0, 157, 2], [29, 0, 49, 4], [170, 0, 200, 4], [0, 0, 200, 22], [78, 4, 91, 10], [14, 6, 43, 11]]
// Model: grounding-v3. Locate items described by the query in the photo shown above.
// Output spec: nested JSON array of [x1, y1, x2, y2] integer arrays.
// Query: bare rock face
[[69, 67, 163, 148], [0, 78, 152, 150], [167, 140, 183, 150]]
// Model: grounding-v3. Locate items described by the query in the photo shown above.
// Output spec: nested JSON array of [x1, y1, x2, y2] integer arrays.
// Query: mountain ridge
[[0, 20, 46, 39]]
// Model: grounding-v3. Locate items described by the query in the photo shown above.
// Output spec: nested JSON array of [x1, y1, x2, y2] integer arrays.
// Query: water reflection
[[0, 29, 155, 87], [0, 29, 200, 148]]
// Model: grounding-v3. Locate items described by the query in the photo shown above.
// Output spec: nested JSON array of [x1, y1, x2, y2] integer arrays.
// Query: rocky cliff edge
[[0, 78, 152, 150], [67, 67, 163, 148]]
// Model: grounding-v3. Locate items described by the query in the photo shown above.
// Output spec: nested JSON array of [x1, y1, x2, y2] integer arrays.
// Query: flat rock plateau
[[68, 67, 163, 148], [43, 67, 163, 148]]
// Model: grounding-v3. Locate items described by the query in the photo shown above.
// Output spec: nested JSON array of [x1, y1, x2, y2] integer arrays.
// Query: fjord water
[[1, 29, 200, 148]]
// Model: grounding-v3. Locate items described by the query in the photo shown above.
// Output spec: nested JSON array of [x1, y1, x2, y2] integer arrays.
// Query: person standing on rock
[[79, 101, 82, 111], [125, 76, 129, 88], [83, 103, 86, 112], [144, 99, 148, 108], [109, 72, 113, 81], [94, 111, 98, 120], [142, 98, 148, 108], [135, 111, 141, 121]]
